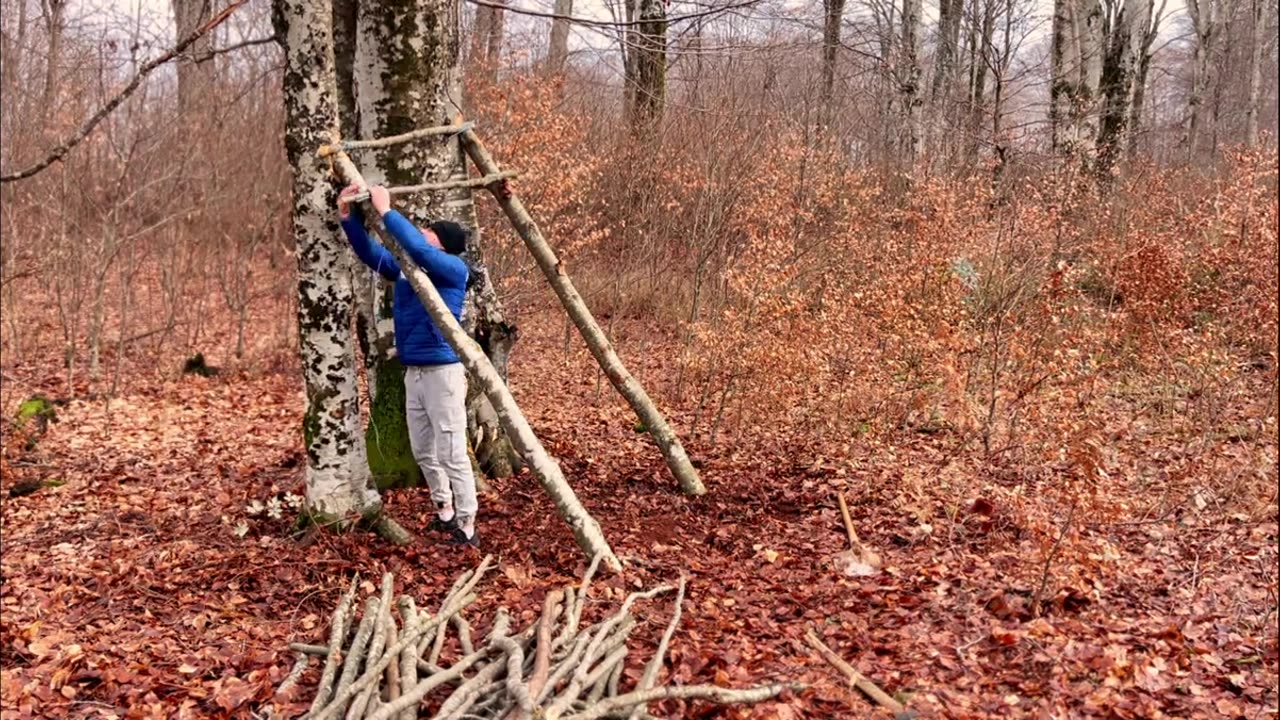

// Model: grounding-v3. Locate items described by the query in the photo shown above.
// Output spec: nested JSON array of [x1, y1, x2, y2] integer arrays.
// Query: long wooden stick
[[325, 146, 621, 573], [628, 575, 686, 720], [308, 576, 360, 715], [528, 590, 562, 697], [837, 492, 861, 550], [804, 628, 906, 715], [343, 171, 517, 203], [310, 556, 493, 720], [559, 683, 797, 720], [459, 128, 706, 497], [317, 121, 475, 156]]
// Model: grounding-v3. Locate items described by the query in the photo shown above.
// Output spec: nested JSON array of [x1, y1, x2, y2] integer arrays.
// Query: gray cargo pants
[[405, 363, 477, 532]]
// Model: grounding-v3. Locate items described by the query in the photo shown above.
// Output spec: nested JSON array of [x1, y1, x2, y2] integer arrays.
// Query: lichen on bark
[[276, 0, 382, 524], [344, 0, 521, 483]]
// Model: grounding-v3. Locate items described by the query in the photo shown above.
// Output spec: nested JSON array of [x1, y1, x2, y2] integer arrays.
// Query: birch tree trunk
[[1050, 0, 1104, 165], [1095, 0, 1150, 175], [272, 0, 385, 525], [351, 0, 520, 485], [172, 0, 213, 117], [547, 0, 573, 75], [333, 0, 383, 418]]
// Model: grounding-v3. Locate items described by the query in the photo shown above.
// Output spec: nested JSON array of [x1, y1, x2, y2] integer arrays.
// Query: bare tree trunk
[[930, 0, 964, 165], [1126, 0, 1164, 159], [352, 0, 520, 485], [2, 0, 28, 96], [547, 0, 573, 74], [1050, 0, 1104, 164], [898, 0, 923, 166], [968, 0, 996, 162], [628, 0, 666, 135], [933, 0, 964, 102], [172, 0, 213, 116], [820, 0, 847, 128], [332, 0, 379, 412], [470, 0, 504, 80], [1244, 0, 1271, 146], [40, 0, 63, 110], [485, 0, 504, 68], [1095, 0, 1151, 175], [990, 0, 1017, 180], [271, 0, 386, 526], [1186, 0, 1229, 161]]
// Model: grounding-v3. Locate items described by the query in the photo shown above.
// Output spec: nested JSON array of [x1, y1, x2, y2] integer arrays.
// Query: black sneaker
[[447, 527, 480, 548], [427, 515, 459, 533]]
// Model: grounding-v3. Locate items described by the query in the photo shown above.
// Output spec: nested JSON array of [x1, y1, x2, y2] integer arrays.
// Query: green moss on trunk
[[365, 355, 422, 489]]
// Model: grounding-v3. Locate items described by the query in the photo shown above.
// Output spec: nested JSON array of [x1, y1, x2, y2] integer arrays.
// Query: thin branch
[[191, 34, 279, 64], [628, 575, 686, 720], [0, 0, 248, 184], [804, 628, 905, 714], [560, 683, 798, 720]]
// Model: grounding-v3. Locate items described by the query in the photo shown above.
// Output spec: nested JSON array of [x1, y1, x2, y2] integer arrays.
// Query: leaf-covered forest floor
[[1, 313, 1277, 719]]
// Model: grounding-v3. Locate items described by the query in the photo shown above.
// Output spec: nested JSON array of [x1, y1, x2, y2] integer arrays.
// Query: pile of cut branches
[[273, 556, 797, 720]]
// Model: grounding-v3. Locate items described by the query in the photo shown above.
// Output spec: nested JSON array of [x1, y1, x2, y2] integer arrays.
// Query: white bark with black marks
[[274, 0, 381, 521], [1095, 0, 1152, 174], [1051, 0, 1104, 163]]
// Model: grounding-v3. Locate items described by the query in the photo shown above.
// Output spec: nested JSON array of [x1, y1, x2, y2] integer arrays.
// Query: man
[[337, 183, 480, 548]]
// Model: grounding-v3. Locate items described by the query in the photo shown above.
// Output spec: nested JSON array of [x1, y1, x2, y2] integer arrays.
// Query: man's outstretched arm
[[338, 184, 401, 281]]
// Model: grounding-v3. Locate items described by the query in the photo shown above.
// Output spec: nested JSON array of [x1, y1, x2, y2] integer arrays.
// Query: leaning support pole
[[459, 129, 707, 497], [324, 142, 621, 573]]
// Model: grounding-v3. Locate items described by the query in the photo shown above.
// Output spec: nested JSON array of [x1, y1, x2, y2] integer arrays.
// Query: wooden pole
[[317, 121, 475, 157], [338, 170, 517, 204], [326, 143, 621, 573], [804, 628, 908, 716], [459, 128, 706, 497]]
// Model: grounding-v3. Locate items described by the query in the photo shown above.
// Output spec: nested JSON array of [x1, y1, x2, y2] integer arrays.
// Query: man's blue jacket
[[341, 210, 467, 366]]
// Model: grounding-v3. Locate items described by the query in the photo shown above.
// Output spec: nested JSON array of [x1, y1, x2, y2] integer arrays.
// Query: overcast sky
[[69, 0, 1190, 119], [90, 0, 1190, 52]]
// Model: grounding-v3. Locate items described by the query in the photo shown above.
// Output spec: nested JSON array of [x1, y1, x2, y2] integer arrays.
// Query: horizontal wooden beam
[[317, 121, 475, 157], [344, 171, 518, 204]]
